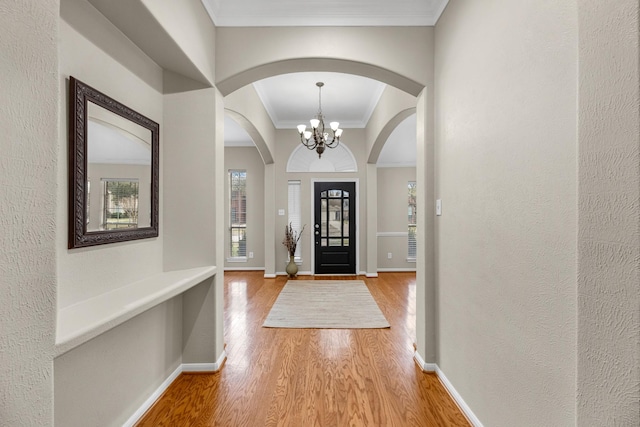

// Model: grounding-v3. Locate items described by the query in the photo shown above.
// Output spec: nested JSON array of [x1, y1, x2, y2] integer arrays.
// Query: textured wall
[[0, 1, 58, 425], [434, 1, 578, 425], [577, 0, 640, 424]]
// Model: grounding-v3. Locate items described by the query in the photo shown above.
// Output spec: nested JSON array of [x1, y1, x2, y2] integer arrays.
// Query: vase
[[286, 255, 298, 278]]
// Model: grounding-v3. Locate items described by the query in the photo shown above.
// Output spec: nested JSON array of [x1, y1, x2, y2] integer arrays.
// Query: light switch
[[278, 209, 285, 216], [436, 199, 442, 216]]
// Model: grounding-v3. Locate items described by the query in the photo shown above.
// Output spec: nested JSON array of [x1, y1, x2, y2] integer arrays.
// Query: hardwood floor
[[136, 272, 470, 426]]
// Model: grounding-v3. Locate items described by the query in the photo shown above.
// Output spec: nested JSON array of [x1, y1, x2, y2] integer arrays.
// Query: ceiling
[[217, 0, 443, 167], [202, 0, 449, 27]]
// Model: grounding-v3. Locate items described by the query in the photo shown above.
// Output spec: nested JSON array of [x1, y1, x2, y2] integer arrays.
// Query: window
[[102, 179, 139, 230], [288, 180, 302, 261], [408, 181, 417, 261], [229, 170, 247, 260]]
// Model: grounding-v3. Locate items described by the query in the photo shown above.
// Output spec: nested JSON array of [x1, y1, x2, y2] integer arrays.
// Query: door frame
[[310, 178, 359, 275]]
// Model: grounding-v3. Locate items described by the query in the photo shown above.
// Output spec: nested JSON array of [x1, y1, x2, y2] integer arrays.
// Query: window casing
[[288, 180, 302, 262], [229, 170, 247, 261], [408, 181, 417, 261]]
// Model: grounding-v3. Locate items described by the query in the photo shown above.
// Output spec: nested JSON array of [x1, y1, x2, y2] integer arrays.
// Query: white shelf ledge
[[55, 265, 217, 357]]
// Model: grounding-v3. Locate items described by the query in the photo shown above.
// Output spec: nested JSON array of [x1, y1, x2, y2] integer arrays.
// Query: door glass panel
[[320, 191, 327, 198], [343, 238, 349, 246], [328, 199, 342, 236], [329, 238, 342, 246], [329, 189, 341, 197], [343, 190, 349, 197], [321, 199, 327, 236], [343, 221, 349, 237], [321, 238, 327, 247]]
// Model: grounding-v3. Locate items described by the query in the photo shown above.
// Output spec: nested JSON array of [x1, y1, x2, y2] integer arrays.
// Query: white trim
[[412, 353, 484, 427], [311, 178, 359, 275], [406, 257, 416, 263], [377, 267, 416, 272], [226, 257, 248, 263], [264, 273, 277, 278], [377, 231, 409, 237], [122, 364, 183, 427], [436, 366, 484, 427], [413, 351, 437, 372], [276, 270, 313, 276], [376, 162, 417, 168], [123, 350, 227, 427], [366, 272, 379, 278], [224, 267, 265, 271]]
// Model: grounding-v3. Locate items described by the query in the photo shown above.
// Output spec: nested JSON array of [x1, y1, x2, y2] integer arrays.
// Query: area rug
[[263, 280, 390, 329]]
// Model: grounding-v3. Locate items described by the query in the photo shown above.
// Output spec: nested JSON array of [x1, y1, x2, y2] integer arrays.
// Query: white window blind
[[408, 181, 417, 260], [229, 170, 247, 259], [288, 180, 302, 261]]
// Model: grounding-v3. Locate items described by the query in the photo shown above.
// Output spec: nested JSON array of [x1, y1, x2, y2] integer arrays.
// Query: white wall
[[434, 1, 578, 425], [0, 1, 58, 425], [377, 167, 417, 270], [577, 0, 640, 423], [225, 147, 266, 269]]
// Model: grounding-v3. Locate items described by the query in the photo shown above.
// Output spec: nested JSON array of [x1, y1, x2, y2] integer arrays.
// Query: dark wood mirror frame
[[68, 76, 159, 249]]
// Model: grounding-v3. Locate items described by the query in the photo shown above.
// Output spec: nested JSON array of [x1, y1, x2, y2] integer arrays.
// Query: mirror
[[68, 76, 159, 248]]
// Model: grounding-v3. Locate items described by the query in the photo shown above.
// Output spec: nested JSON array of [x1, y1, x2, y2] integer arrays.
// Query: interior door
[[314, 182, 356, 274]]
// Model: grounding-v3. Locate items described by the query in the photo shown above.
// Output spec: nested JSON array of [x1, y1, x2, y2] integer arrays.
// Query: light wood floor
[[136, 272, 470, 426]]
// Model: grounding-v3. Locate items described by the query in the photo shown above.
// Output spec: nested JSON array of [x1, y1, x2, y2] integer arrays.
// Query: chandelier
[[297, 82, 343, 158]]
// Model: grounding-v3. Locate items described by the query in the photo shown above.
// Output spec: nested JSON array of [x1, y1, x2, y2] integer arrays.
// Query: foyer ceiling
[[217, 0, 439, 166]]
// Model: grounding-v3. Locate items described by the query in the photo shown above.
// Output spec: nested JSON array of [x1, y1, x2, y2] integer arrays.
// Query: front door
[[314, 182, 356, 274]]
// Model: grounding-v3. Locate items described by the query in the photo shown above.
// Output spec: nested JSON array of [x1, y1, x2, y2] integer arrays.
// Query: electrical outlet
[[388, 252, 392, 259], [249, 252, 254, 258]]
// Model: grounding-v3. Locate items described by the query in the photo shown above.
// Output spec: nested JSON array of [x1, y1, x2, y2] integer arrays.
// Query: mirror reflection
[[86, 102, 152, 231]]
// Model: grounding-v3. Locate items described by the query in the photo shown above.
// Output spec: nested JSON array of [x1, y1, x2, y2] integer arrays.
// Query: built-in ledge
[[55, 265, 217, 357]]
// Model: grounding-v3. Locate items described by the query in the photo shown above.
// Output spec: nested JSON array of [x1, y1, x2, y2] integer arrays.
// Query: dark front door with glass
[[314, 182, 356, 274]]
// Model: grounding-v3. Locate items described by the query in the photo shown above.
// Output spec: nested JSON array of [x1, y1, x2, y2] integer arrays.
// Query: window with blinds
[[102, 179, 139, 230], [408, 181, 417, 260], [229, 170, 247, 259], [288, 180, 302, 261]]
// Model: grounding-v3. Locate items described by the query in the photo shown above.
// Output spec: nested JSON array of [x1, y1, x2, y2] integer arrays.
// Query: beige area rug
[[263, 280, 390, 329]]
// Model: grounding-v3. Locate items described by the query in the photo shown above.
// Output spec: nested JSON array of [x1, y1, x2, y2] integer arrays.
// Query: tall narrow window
[[408, 181, 417, 261], [102, 179, 140, 230], [229, 170, 247, 259], [288, 180, 302, 261]]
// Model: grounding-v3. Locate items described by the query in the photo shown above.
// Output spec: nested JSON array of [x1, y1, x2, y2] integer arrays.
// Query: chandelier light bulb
[[297, 124, 306, 134], [303, 131, 312, 140], [330, 122, 339, 131], [310, 119, 320, 129], [335, 128, 343, 137]]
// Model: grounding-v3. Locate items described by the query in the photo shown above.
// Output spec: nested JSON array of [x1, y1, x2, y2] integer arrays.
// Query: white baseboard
[[275, 271, 312, 276], [124, 351, 227, 426], [366, 272, 379, 278], [264, 273, 277, 278], [224, 267, 265, 271], [122, 364, 182, 427], [413, 352, 483, 427], [377, 268, 417, 272], [413, 350, 437, 372]]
